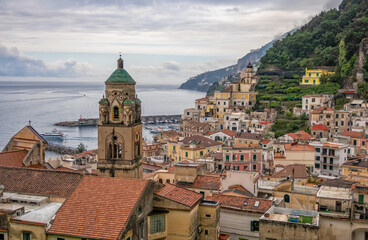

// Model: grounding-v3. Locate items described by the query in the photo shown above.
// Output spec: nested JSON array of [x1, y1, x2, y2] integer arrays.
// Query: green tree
[[76, 143, 87, 154]]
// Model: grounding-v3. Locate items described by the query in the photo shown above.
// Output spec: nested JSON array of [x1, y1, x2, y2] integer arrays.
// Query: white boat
[[41, 128, 64, 138]]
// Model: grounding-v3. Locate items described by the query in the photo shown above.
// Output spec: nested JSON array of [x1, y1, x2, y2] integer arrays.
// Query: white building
[[224, 112, 247, 132], [310, 141, 348, 177], [302, 94, 333, 115]]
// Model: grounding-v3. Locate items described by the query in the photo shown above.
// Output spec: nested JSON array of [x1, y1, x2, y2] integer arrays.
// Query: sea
[[0, 81, 204, 158]]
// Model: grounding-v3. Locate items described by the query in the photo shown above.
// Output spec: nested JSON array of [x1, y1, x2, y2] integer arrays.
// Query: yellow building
[[214, 91, 231, 118], [167, 136, 222, 163], [341, 158, 368, 182], [301, 68, 334, 85], [213, 63, 258, 118], [154, 184, 219, 240]]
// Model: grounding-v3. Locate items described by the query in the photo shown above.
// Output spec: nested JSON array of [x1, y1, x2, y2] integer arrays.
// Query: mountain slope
[[259, 0, 368, 89], [178, 33, 290, 92]]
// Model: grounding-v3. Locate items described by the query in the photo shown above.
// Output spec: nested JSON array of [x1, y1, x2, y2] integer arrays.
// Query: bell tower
[[97, 56, 143, 179]]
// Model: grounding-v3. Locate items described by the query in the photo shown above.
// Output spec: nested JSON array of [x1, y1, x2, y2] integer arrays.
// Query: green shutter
[[250, 221, 259, 231], [359, 194, 364, 204]]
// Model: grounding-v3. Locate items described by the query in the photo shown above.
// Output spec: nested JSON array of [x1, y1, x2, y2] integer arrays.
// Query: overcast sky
[[0, 0, 341, 85]]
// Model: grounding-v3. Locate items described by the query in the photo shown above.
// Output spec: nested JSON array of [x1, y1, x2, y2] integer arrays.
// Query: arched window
[[159, 179, 163, 183], [284, 194, 290, 203], [113, 144, 117, 158], [113, 106, 119, 119], [106, 134, 124, 160], [108, 144, 112, 158], [118, 144, 122, 158]]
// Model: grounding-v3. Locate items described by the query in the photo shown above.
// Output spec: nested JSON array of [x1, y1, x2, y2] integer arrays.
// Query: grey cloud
[[163, 61, 180, 71], [0, 44, 93, 77], [323, 0, 342, 10], [0, 0, 341, 58]]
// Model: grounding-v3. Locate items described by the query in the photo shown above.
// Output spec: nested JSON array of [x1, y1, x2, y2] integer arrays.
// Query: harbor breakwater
[[55, 115, 182, 127]]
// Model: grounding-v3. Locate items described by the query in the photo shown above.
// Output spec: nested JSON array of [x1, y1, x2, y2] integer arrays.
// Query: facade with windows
[[222, 144, 263, 172], [302, 94, 334, 115], [310, 141, 348, 177], [213, 64, 258, 118], [301, 68, 334, 86], [208, 193, 272, 240], [310, 107, 351, 135]]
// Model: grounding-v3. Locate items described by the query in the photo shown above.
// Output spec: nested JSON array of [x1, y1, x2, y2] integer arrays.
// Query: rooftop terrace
[[260, 206, 320, 227]]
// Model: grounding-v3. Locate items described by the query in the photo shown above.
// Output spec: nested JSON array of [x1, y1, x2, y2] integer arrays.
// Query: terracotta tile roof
[[220, 233, 230, 240], [228, 185, 248, 192], [0, 166, 83, 197], [159, 130, 179, 138], [341, 130, 365, 139], [232, 143, 262, 149], [167, 165, 175, 172], [285, 143, 315, 151], [259, 121, 272, 125], [143, 172, 157, 180], [0, 150, 28, 167], [221, 129, 237, 137], [223, 185, 254, 197], [343, 159, 368, 168], [26, 164, 47, 169], [260, 140, 271, 145], [191, 175, 221, 190], [311, 106, 334, 114], [204, 131, 217, 136], [287, 130, 313, 141], [143, 164, 162, 171], [323, 142, 342, 148], [74, 149, 98, 159], [272, 164, 307, 179], [182, 135, 222, 148], [195, 97, 209, 102], [344, 91, 356, 94], [236, 132, 262, 140], [55, 167, 77, 172], [48, 176, 148, 240], [311, 124, 329, 131], [207, 193, 272, 213], [155, 184, 203, 208]]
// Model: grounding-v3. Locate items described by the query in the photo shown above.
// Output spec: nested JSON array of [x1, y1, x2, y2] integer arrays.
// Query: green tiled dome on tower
[[124, 99, 135, 104], [105, 68, 135, 83], [105, 57, 135, 83], [99, 98, 109, 104], [135, 98, 142, 103]]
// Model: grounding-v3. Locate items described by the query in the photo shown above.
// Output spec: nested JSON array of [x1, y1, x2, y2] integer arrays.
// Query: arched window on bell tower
[[106, 132, 124, 161], [113, 106, 119, 120], [108, 144, 112, 158]]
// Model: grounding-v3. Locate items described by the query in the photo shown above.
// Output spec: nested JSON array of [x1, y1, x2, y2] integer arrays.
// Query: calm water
[[0, 81, 204, 155]]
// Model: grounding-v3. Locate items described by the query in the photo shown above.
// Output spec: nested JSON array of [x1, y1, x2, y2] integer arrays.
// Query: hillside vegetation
[[179, 31, 293, 92], [260, 0, 368, 85]]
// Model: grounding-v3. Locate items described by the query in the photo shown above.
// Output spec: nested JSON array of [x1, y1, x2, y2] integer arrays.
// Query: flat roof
[[317, 186, 352, 200], [261, 206, 319, 227], [15, 202, 62, 224]]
